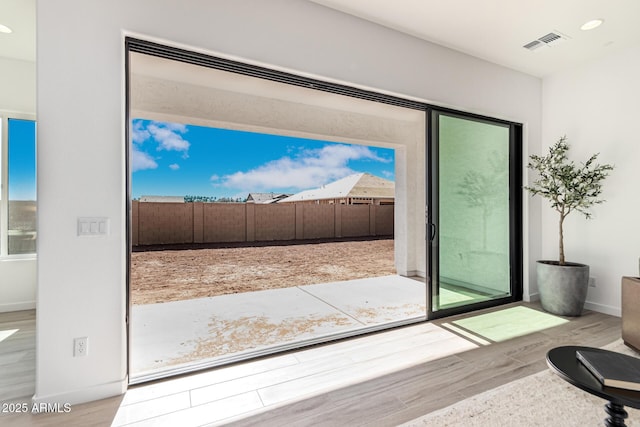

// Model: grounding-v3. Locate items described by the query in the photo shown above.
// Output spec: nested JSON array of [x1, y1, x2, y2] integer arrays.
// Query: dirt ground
[[131, 238, 395, 305]]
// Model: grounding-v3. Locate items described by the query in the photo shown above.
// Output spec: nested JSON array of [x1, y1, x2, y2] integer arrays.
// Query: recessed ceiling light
[[581, 19, 604, 31], [0, 24, 12, 34]]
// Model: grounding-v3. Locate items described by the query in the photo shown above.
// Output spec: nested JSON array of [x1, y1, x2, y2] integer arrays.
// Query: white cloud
[[304, 144, 390, 167], [131, 146, 158, 172], [147, 122, 190, 152], [131, 120, 190, 173], [215, 144, 390, 191], [382, 170, 394, 179], [132, 120, 150, 144], [162, 122, 188, 132], [169, 163, 180, 170]]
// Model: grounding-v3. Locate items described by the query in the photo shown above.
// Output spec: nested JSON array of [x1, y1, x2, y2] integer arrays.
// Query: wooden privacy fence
[[131, 201, 394, 246]]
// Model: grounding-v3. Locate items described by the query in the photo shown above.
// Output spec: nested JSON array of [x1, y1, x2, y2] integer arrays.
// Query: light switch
[[78, 217, 109, 236]]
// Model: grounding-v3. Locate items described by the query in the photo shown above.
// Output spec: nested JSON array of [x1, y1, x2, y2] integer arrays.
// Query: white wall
[[36, 0, 541, 404], [0, 259, 36, 312], [542, 45, 640, 316], [0, 57, 37, 313], [0, 57, 36, 114]]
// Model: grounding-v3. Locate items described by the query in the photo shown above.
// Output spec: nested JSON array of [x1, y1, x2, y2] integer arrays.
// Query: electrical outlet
[[589, 277, 596, 288], [74, 337, 88, 357]]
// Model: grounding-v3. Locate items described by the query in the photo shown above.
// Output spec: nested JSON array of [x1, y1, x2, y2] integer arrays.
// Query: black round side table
[[547, 346, 640, 427]]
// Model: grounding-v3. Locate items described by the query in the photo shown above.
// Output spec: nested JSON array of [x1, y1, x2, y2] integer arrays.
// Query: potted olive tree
[[526, 136, 613, 316]]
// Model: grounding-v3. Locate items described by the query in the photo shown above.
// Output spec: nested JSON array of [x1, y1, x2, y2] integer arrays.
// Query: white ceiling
[[131, 52, 423, 122], [0, 0, 35, 62], [310, 0, 640, 77], [2, 0, 640, 77]]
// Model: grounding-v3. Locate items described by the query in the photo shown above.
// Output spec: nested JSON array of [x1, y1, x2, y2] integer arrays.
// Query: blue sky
[[131, 119, 395, 200], [8, 119, 37, 201]]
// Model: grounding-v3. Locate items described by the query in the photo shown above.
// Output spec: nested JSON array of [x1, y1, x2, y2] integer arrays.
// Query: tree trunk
[[482, 204, 488, 251], [559, 214, 565, 265]]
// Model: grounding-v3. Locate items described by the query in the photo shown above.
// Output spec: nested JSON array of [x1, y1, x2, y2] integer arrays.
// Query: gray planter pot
[[537, 260, 589, 316]]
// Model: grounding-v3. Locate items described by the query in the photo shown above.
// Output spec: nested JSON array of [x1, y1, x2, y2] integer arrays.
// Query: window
[[1, 115, 37, 256]]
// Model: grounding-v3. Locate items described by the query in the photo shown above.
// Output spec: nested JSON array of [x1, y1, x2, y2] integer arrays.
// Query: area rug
[[401, 339, 640, 427]]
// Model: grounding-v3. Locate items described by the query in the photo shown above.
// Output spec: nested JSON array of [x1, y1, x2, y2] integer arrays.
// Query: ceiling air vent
[[523, 31, 569, 52], [523, 40, 546, 51]]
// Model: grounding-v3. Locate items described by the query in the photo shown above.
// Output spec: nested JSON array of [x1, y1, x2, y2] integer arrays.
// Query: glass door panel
[[429, 111, 518, 316]]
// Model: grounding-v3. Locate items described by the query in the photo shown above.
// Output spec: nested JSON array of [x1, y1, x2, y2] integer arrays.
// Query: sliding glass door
[[428, 110, 521, 318]]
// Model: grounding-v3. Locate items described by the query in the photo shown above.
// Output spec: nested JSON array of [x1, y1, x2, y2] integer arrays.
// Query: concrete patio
[[130, 275, 429, 380]]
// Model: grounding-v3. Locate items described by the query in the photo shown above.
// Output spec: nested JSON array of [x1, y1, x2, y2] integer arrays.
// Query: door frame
[[124, 37, 524, 382]]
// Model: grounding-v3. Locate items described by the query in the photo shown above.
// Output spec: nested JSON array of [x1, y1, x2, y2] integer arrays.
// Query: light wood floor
[[0, 302, 622, 426], [0, 310, 35, 402]]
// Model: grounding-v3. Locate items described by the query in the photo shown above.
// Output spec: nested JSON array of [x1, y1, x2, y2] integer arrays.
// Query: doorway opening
[[126, 39, 428, 383], [125, 38, 522, 383]]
